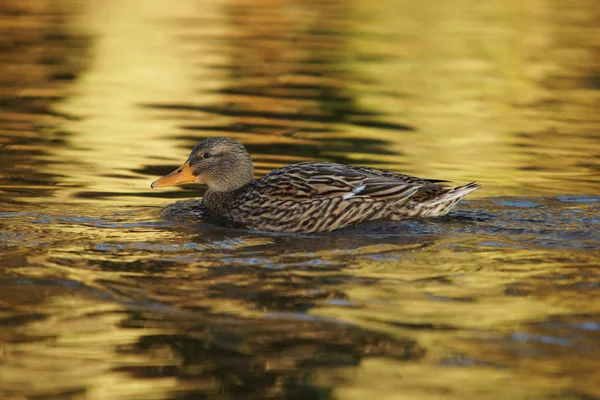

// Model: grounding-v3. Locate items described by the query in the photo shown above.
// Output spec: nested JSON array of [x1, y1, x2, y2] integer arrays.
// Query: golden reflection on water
[[44, 0, 209, 204], [354, 0, 600, 195], [0, 0, 599, 399], [2, 0, 595, 205]]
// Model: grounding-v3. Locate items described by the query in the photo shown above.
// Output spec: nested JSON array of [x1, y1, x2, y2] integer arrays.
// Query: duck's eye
[[203, 153, 212, 159]]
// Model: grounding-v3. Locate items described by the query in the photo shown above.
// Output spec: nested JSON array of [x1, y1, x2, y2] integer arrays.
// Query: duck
[[151, 137, 480, 233]]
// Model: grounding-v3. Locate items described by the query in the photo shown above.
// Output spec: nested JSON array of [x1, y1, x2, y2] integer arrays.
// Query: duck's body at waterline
[[152, 137, 480, 233]]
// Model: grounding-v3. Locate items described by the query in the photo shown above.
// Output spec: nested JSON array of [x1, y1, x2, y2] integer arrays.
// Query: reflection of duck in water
[[152, 137, 480, 233]]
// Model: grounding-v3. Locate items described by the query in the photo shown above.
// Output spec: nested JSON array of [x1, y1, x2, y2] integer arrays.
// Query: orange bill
[[151, 162, 196, 188]]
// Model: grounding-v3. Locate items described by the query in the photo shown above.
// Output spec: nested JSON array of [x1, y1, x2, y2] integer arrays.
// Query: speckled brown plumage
[[152, 137, 481, 233]]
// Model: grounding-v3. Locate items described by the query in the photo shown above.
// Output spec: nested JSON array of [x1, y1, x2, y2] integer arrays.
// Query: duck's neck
[[202, 182, 254, 215]]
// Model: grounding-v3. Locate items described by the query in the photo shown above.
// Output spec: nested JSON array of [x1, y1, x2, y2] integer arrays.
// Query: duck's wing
[[347, 165, 479, 204], [347, 165, 450, 185], [254, 162, 421, 204]]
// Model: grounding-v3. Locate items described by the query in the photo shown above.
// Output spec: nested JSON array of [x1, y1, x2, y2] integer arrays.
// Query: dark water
[[1, 0, 599, 399]]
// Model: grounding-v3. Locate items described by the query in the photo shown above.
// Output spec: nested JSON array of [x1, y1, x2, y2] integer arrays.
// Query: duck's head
[[151, 137, 254, 192]]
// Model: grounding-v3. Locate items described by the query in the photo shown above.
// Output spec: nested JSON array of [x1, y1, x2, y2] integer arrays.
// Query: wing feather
[[254, 162, 422, 204]]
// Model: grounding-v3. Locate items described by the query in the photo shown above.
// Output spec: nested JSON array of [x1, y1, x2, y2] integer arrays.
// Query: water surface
[[1, 0, 599, 399]]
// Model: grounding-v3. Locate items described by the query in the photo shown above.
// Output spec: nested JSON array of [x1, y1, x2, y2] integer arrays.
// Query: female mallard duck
[[152, 137, 480, 233]]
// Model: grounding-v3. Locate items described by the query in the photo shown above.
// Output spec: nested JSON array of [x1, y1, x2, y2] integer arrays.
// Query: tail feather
[[426, 181, 481, 206], [389, 181, 481, 219]]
